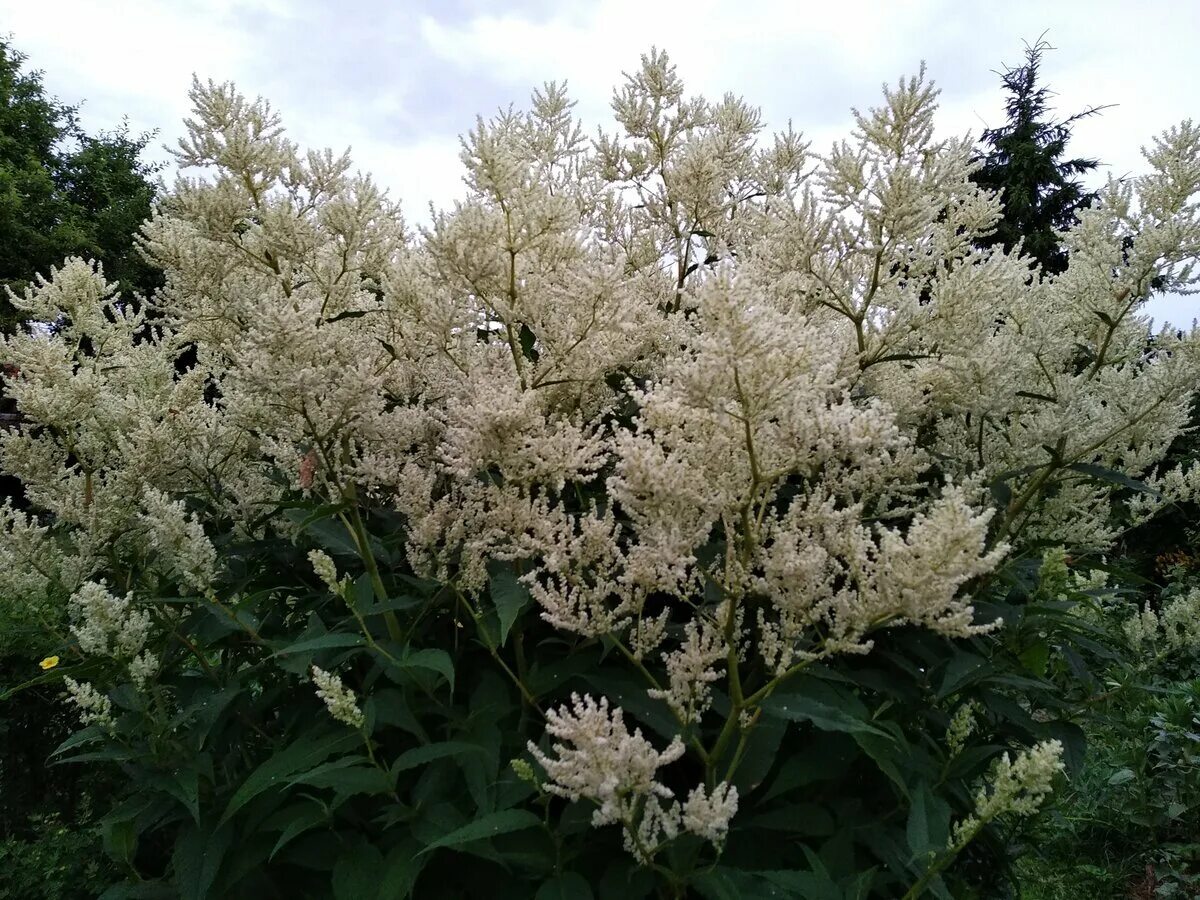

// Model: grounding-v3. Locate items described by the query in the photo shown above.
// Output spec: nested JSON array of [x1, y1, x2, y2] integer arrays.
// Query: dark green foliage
[[1016, 625, 1200, 898], [0, 812, 116, 899], [20, 485, 1090, 900], [0, 36, 161, 332], [971, 38, 1104, 275]]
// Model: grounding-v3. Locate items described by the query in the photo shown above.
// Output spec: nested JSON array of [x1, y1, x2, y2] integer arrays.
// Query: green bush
[[1017, 577, 1200, 898], [0, 812, 115, 900]]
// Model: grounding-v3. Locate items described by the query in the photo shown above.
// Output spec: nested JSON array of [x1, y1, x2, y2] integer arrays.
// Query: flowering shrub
[[2, 50, 1199, 898]]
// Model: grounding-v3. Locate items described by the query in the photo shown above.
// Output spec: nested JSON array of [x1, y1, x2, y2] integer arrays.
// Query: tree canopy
[[0, 37, 161, 332]]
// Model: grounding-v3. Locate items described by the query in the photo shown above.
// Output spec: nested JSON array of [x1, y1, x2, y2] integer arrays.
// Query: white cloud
[[346, 133, 467, 225], [2, 0, 265, 154]]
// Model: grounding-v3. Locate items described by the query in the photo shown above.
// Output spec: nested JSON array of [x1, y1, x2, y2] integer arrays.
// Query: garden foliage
[[2, 50, 1200, 898]]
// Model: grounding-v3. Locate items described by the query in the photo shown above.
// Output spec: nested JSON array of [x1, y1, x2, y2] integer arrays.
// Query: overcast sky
[[3, 0, 1198, 322]]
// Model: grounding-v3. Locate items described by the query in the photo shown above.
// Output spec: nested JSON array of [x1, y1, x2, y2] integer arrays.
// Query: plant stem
[[454, 589, 541, 712], [338, 491, 402, 642]]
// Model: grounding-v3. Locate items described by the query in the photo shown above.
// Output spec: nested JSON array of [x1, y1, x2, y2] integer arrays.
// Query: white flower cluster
[[0, 503, 65, 624], [528, 693, 737, 861], [950, 740, 1065, 850], [1125, 588, 1200, 654], [63, 677, 113, 728], [647, 616, 727, 726], [680, 782, 740, 845], [528, 693, 683, 825], [308, 549, 343, 596], [311, 665, 365, 729], [69, 581, 160, 690], [139, 488, 219, 593], [0, 256, 263, 632], [945, 700, 981, 759], [69, 581, 151, 659]]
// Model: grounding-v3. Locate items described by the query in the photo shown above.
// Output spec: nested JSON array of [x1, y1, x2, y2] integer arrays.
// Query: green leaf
[[1019, 639, 1051, 676], [518, 322, 540, 363], [1108, 767, 1135, 786], [698, 868, 838, 899], [1015, 390, 1058, 404], [333, 839, 384, 900], [284, 508, 359, 556], [53, 746, 137, 765], [762, 696, 891, 735], [536, 873, 594, 900], [200, 596, 262, 636], [525, 650, 603, 697], [386, 646, 456, 690], [947, 744, 1002, 779], [154, 767, 200, 824], [418, 809, 541, 855], [586, 668, 679, 739], [986, 463, 1044, 507], [755, 870, 843, 900], [762, 736, 854, 802], [906, 783, 950, 861], [173, 822, 233, 900], [368, 688, 429, 741], [761, 680, 893, 739], [730, 711, 788, 793], [359, 593, 423, 617], [392, 741, 485, 774], [269, 803, 329, 860], [326, 308, 373, 323], [50, 724, 105, 757], [1040, 720, 1086, 776], [989, 477, 1012, 508], [378, 840, 425, 898], [846, 869, 879, 900], [220, 730, 358, 825], [1067, 462, 1157, 495], [690, 869, 745, 900], [273, 633, 365, 657], [294, 763, 392, 798], [168, 684, 242, 743], [926, 875, 954, 900], [744, 803, 834, 837], [936, 652, 989, 700], [488, 560, 531, 647], [852, 729, 911, 800], [597, 861, 657, 900], [103, 817, 139, 865], [282, 500, 349, 528], [98, 886, 178, 899], [99, 794, 166, 864]]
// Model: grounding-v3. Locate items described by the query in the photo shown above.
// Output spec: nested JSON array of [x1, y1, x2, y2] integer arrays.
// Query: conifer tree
[[972, 38, 1106, 274]]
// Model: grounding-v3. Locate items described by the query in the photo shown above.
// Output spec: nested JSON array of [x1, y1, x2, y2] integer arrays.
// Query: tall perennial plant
[[2, 50, 1199, 898]]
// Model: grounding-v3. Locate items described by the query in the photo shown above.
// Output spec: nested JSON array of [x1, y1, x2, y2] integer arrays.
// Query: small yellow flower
[[39, 655, 60, 670]]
